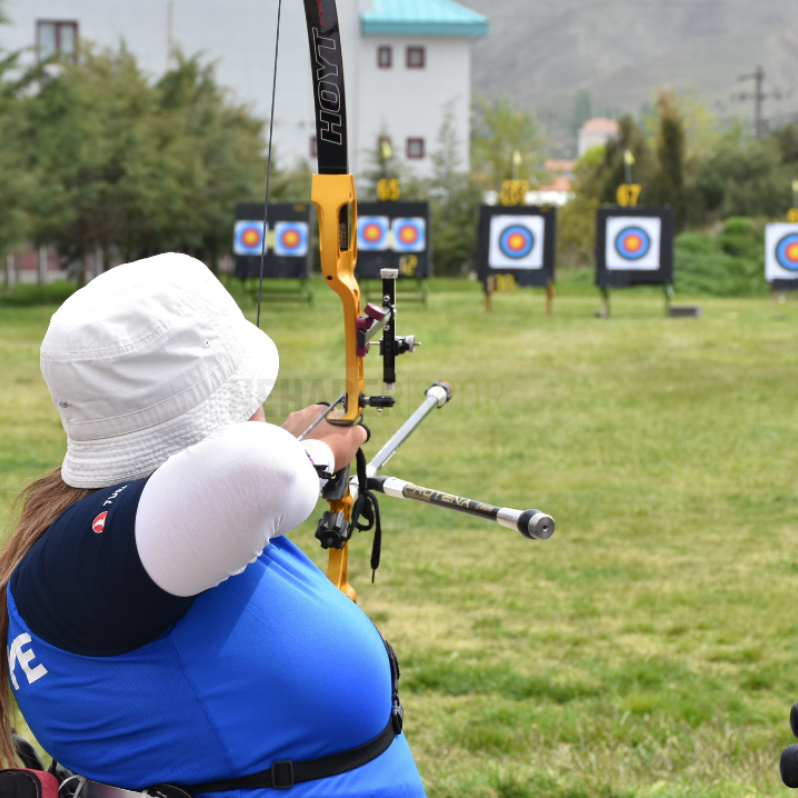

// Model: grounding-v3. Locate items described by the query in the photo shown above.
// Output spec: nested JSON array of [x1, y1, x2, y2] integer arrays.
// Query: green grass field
[[2, 274, 798, 797]]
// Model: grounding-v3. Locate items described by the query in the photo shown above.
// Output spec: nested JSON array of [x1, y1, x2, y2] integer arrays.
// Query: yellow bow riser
[[311, 173, 363, 425], [311, 172, 362, 603], [326, 493, 356, 603]]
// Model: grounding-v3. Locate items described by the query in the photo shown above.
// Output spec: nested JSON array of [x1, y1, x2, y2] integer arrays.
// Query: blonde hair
[[0, 469, 93, 765]]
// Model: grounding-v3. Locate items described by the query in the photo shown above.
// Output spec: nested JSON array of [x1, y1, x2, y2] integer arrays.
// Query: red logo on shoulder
[[92, 512, 108, 534]]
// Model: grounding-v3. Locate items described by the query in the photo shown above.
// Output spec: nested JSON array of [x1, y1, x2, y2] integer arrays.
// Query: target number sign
[[274, 222, 309, 257], [788, 208, 798, 223], [234, 221, 267, 256], [499, 180, 530, 207], [488, 215, 545, 269], [357, 216, 390, 251], [765, 223, 798, 281], [616, 184, 642, 207], [377, 178, 401, 202], [605, 216, 662, 271], [491, 273, 517, 293]]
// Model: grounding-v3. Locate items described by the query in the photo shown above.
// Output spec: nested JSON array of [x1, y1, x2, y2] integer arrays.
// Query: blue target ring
[[499, 225, 534, 260], [614, 227, 651, 260], [776, 233, 798, 271]]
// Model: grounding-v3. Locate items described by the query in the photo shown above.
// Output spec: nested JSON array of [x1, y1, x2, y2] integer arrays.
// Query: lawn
[[2, 274, 798, 797]]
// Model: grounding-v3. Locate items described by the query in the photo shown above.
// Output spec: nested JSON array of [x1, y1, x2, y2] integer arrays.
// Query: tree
[[0, 52, 46, 258], [0, 0, 48, 259], [690, 129, 790, 221], [571, 89, 593, 136], [471, 97, 548, 190], [23, 46, 269, 275], [576, 115, 656, 205], [558, 146, 605, 268], [653, 92, 686, 230], [154, 52, 273, 265], [357, 128, 425, 202], [427, 110, 483, 275]]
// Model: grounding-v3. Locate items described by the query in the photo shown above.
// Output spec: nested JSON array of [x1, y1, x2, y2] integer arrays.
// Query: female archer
[[0, 253, 426, 797]]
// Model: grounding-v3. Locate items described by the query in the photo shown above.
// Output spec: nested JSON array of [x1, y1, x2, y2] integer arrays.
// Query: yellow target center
[[625, 235, 642, 252], [242, 229, 260, 247]]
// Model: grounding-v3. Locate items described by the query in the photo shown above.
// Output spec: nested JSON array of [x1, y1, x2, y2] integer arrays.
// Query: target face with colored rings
[[614, 227, 651, 260], [776, 233, 798, 271], [234, 221, 267, 256], [358, 216, 390, 251], [604, 216, 662, 271], [765, 223, 798, 281], [391, 218, 426, 252], [488, 214, 545, 269], [499, 225, 535, 259], [274, 221, 309, 257]]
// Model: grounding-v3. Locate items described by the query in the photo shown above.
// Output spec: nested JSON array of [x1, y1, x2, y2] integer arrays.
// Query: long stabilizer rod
[[368, 476, 555, 541]]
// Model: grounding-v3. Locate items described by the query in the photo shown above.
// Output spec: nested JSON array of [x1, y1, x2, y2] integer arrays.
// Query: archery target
[[488, 215, 545, 269], [274, 221, 309, 257], [234, 221, 267, 256], [605, 216, 662, 271], [358, 216, 390, 251], [391, 217, 426, 253], [766, 223, 798, 281]]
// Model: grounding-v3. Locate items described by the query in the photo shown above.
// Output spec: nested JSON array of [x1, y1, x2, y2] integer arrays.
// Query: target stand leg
[[485, 276, 494, 313], [417, 278, 429, 307], [663, 284, 673, 317], [301, 279, 315, 307], [596, 287, 611, 318], [545, 280, 554, 316]]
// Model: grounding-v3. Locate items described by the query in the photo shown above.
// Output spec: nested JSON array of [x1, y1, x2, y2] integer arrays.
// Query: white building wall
[[0, 0, 473, 179], [356, 35, 471, 179]]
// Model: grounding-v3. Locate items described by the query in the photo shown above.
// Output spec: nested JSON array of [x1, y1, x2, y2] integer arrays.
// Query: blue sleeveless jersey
[[8, 536, 426, 797]]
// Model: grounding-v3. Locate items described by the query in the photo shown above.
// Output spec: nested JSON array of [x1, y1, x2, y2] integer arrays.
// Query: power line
[[737, 65, 781, 139]]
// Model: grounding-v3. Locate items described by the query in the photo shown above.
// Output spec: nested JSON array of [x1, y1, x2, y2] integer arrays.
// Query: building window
[[406, 138, 425, 160], [377, 46, 392, 69], [310, 137, 317, 159], [37, 20, 78, 62], [406, 47, 425, 69]]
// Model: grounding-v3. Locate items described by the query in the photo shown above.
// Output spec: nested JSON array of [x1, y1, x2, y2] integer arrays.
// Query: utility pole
[[167, 1, 174, 65], [738, 65, 781, 139]]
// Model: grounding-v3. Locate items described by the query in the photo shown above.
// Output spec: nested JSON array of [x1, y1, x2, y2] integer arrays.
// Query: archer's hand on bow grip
[[312, 173, 363, 424]]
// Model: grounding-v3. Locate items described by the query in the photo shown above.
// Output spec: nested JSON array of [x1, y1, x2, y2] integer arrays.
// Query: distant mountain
[[460, 0, 798, 150]]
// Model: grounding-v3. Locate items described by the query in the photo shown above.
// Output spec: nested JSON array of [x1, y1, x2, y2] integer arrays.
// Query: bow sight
[[354, 268, 420, 413]]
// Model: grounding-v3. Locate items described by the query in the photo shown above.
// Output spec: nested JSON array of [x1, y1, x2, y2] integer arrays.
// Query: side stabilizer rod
[[366, 381, 452, 478]]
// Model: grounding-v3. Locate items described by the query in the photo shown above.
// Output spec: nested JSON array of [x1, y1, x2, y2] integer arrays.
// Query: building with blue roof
[[355, 0, 488, 178], [362, 0, 489, 38]]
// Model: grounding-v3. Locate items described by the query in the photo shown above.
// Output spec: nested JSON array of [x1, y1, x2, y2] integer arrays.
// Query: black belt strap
[[183, 715, 399, 792], [168, 632, 403, 793]]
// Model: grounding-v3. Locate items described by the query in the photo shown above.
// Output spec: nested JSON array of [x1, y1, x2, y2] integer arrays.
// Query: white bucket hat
[[41, 253, 279, 489]]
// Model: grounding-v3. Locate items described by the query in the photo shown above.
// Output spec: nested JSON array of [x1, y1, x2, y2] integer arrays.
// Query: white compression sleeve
[[135, 422, 333, 597]]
